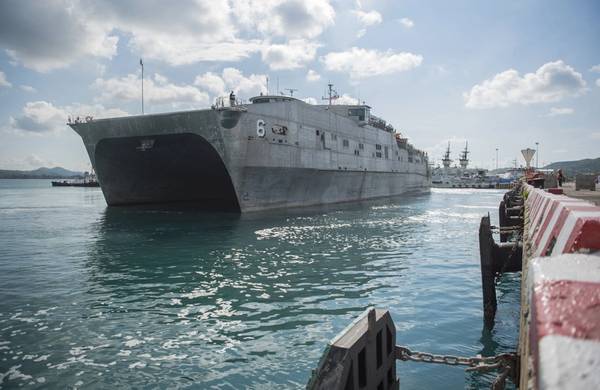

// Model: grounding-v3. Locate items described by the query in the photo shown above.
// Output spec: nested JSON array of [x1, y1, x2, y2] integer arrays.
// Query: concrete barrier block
[[576, 174, 596, 191], [528, 254, 600, 390]]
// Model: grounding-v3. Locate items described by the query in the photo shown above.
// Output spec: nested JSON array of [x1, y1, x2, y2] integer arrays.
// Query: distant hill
[[0, 167, 84, 179], [544, 158, 600, 177]]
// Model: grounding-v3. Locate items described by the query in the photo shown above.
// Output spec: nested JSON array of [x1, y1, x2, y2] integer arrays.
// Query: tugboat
[[51, 170, 100, 187]]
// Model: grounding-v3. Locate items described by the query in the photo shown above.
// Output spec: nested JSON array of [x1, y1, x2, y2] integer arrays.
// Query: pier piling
[[479, 214, 498, 327]]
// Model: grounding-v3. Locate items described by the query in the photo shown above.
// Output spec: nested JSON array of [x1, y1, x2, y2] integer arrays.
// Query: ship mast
[[442, 142, 452, 168], [321, 83, 339, 105], [459, 142, 469, 169]]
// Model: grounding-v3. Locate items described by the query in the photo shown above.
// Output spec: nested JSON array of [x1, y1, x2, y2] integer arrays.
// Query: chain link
[[396, 346, 518, 388]]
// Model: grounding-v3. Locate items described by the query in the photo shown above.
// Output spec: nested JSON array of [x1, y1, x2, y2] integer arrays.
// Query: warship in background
[[68, 84, 431, 212], [431, 142, 515, 189]]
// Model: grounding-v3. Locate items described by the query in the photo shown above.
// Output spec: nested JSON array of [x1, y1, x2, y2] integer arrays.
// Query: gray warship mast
[[68, 83, 431, 212], [442, 142, 452, 169], [459, 142, 469, 169]]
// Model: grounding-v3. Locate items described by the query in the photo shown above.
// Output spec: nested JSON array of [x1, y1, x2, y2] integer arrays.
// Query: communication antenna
[[282, 88, 298, 97], [321, 83, 339, 105], [139, 58, 144, 114]]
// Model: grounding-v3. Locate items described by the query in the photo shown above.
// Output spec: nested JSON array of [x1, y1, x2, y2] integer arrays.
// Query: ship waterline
[[71, 96, 431, 211]]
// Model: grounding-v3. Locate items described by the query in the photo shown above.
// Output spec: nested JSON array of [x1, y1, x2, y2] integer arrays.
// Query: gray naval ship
[[69, 89, 431, 212]]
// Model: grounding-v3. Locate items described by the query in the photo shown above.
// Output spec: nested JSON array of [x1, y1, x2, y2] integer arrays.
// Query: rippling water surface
[[0, 180, 519, 389]]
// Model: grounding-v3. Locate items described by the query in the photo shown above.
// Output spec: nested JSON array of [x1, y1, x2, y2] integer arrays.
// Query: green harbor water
[[0, 179, 519, 389]]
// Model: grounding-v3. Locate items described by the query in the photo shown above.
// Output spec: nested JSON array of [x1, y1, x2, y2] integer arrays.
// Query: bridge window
[[343, 139, 349, 148], [358, 143, 364, 150], [348, 108, 366, 121], [375, 144, 382, 150]]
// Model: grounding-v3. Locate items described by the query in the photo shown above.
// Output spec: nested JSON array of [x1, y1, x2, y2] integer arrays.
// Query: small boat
[[51, 171, 100, 187]]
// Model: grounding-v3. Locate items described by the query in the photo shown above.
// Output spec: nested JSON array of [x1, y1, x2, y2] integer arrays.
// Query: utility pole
[[140, 58, 144, 114], [535, 142, 539, 169], [496, 148, 499, 169]]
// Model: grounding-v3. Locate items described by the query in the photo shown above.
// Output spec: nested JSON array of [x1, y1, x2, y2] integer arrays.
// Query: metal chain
[[396, 346, 517, 389]]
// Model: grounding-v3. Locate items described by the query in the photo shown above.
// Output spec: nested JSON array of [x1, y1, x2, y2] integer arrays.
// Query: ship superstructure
[[69, 92, 430, 211]]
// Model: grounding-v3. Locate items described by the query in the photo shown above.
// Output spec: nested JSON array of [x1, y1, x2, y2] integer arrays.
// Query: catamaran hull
[[71, 104, 430, 212]]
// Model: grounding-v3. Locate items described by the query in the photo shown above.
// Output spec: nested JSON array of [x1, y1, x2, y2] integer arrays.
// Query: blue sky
[[0, 0, 598, 171]]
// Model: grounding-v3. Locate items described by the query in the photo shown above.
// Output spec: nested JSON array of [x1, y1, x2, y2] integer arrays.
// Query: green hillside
[[544, 158, 600, 177], [0, 167, 83, 179]]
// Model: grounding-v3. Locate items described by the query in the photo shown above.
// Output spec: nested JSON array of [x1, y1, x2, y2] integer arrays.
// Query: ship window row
[[311, 129, 419, 162]]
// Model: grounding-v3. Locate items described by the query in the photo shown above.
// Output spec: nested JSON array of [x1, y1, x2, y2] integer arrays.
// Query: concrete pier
[[517, 184, 600, 389], [561, 182, 600, 206]]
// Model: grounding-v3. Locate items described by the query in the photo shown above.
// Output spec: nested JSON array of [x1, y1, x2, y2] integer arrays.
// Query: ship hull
[[71, 101, 430, 212]]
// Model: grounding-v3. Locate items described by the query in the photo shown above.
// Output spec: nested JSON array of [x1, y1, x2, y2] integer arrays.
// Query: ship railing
[[212, 96, 247, 111]]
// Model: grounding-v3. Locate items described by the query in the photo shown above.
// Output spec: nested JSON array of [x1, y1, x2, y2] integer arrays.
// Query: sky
[[0, 0, 599, 171]]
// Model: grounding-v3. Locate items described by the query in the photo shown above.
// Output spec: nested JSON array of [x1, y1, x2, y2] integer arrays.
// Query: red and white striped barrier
[[528, 253, 600, 389], [525, 185, 600, 256]]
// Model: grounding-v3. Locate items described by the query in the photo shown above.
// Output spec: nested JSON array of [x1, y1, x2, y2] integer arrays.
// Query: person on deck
[[229, 91, 236, 107], [556, 169, 564, 187]]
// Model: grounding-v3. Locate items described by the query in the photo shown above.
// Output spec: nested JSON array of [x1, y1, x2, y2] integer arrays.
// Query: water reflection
[[78, 197, 429, 387]]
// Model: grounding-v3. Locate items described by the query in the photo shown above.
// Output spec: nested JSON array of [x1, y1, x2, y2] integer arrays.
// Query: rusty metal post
[[479, 214, 497, 328]]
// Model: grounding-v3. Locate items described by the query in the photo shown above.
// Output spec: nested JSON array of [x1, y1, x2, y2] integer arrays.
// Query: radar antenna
[[282, 88, 298, 97], [321, 83, 339, 105]]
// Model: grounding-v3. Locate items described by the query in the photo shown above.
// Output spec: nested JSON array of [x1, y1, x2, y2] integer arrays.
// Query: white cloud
[[399, 18, 414, 29], [547, 107, 574, 117], [8, 101, 66, 133], [591, 132, 600, 140], [0, 69, 12, 87], [131, 37, 262, 66], [7, 101, 127, 134], [194, 72, 227, 96], [464, 60, 587, 109], [0, 0, 331, 71], [261, 40, 320, 70], [20, 85, 36, 93], [352, 9, 381, 38], [306, 69, 321, 82], [335, 94, 359, 105], [194, 68, 267, 100], [352, 10, 382, 27], [0, 1, 118, 72], [589, 64, 600, 73], [232, 0, 335, 39], [303, 97, 318, 105], [321, 47, 423, 79], [93, 74, 209, 106], [596, 79, 600, 88]]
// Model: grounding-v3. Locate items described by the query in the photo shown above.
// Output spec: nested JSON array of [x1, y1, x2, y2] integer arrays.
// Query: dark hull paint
[[94, 133, 241, 211]]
